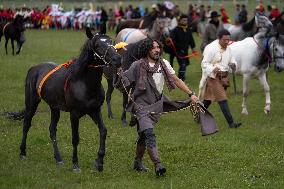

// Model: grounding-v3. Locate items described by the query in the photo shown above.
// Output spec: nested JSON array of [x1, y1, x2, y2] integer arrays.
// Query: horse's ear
[[86, 27, 93, 39]]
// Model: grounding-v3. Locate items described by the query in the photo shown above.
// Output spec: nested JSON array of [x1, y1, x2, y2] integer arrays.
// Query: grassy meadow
[[1, 15, 284, 189]]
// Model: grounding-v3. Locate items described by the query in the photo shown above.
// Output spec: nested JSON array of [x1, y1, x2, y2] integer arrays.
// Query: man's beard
[[149, 53, 160, 61]]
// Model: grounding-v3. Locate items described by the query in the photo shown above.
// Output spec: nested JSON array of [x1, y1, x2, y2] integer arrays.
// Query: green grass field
[[0, 27, 284, 189]]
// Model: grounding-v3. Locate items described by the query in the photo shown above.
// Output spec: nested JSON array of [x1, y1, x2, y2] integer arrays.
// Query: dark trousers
[[100, 22, 107, 34], [203, 100, 234, 125], [137, 128, 156, 149], [176, 50, 189, 81]]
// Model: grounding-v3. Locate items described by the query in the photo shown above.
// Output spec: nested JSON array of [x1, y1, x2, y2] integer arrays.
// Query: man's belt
[[216, 71, 228, 79]]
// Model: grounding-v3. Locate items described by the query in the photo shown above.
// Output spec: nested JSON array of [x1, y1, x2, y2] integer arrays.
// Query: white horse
[[230, 32, 284, 115], [228, 14, 271, 41], [116, 17, 172, 44]]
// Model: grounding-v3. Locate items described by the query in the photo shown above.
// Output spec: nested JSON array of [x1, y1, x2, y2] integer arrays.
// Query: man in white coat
[[199, 29, 241, 128]]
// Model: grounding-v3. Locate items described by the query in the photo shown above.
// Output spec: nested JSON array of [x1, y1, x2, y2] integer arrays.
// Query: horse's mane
[[121, 39, 146, 70], [143, 11, 159, 30], [242, 16, 255, 32], [69, 38, 94, 78]]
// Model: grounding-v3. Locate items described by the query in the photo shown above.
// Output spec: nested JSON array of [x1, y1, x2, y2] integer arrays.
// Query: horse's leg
[[89, 109, 107, 172], [258, 73, 270, 114], [11, 39, 15, 55], [121, 92, 128, 126], [106, 78, 114, 119], [49, 107, 63, 165], [241, 74, 251, 115], [16, 42, 22, 55], [20, 92, 40, 159], [70, 112, 81, 172], [4, 37, 8, 54]]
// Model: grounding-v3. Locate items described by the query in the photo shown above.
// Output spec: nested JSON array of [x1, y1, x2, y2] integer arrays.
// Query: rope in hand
[[165, 38, 200, 59], [117, 68, 205, 117], [189, 102, 205, 123]]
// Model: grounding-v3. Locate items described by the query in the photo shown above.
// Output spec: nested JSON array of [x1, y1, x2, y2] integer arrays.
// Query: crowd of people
[[0, 2, 283, 33]]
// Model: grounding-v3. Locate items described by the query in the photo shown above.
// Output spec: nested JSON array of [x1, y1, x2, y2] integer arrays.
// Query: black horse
[[0, 15, 26, 55], [18, 28, 121, 172], [104, 39, 149, 126]]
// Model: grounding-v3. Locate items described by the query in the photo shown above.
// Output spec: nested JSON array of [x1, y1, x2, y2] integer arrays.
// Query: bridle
[[92, 40, 117, 67]]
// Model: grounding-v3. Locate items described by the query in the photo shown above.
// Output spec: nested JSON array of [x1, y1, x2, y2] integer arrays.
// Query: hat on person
[[151, 4, 157, 9], [210, 11, 221, 18]]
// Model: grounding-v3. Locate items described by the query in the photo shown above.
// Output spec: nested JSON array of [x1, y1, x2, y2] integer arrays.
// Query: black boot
[[218, 100, 241, 128], [147, 147, 166, 176], [133, 144, 149, 172]]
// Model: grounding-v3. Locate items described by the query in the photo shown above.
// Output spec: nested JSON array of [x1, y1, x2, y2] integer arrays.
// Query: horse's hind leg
[[258, 73, 270, 114], [70, 112, 81, 172], [16, 42, 22, 55], [11, 39, 15, 55], [89, 109, 107, 172], [20, 93, 40, 159], [49, 107, 63, 165], [106, 78, 114, 119], [4, 38, 8, 54]]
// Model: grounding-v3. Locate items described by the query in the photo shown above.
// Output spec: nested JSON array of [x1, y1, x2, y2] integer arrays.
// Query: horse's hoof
[[241, 109, 248, 115], [56, 161, 64, 166], [108, 114, 114, 119], [19, 155, 26, 160], [264, 109, 270, 115], [72, 164, 81, 173], [95, 160, 104, 172]]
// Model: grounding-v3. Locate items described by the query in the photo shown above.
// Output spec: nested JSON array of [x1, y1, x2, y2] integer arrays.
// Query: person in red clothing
[[269, 6, 280, 21], [220, 6, 230, 24]]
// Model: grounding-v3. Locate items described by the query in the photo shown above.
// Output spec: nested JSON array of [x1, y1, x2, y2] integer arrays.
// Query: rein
[[165, 38, 199, 59], [252, 36, 272, 62]]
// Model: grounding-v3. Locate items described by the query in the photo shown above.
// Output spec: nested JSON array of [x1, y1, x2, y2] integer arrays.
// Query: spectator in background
[[273, 12, 284, 35], [126, 5, 133, 20], [269, 6, 280, 20], [205, 5, 212, 22], [100, 8, 108, 34], [220, 6, 230, 29], [234, 4, 241, 24], [238, 4, 248, 23], [108, 8, 116, 32], [201, 11, 224, 51], [131, 7, 141, 19]]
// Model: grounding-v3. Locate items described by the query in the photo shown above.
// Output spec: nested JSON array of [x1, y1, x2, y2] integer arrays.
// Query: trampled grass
[[0, 28, 284, 189]]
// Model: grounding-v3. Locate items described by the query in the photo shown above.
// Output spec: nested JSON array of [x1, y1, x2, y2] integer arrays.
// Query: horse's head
[[155, 16, 172, 38], [86, 28, 121, 67], [271, 34, 284, 72], [255, 14, 273, 34], [13, 15, 26, 32]]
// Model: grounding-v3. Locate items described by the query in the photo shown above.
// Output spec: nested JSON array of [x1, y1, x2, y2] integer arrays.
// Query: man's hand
[[190, 94, 199, 103], [228, 63, 236, 72], [213, 67, 220, 74]]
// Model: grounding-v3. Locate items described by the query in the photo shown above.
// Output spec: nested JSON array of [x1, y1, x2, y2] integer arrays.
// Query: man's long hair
[[137, 38, 163, 58]]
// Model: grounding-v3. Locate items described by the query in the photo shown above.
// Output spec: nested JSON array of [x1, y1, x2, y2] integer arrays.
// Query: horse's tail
[[2, 66, 41, 121]]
